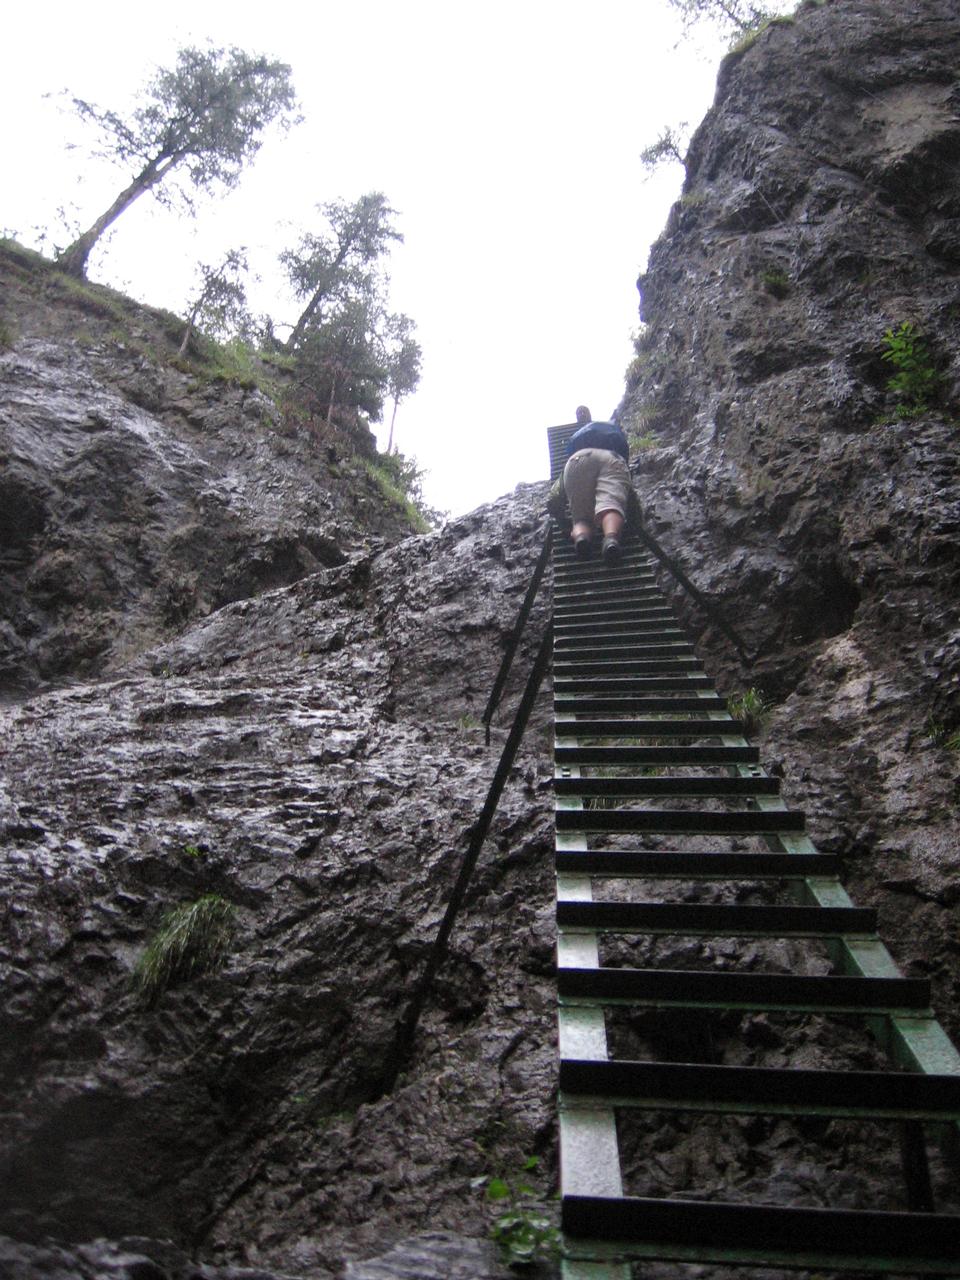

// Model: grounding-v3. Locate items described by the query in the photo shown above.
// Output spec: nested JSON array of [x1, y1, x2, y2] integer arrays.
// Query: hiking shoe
[[602, 536, 622, 564], [574, 535, 593, 559]]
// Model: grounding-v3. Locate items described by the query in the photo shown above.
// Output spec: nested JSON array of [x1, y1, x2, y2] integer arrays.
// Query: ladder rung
[[555, 643, 697, 661], [556, 745, 760, 765], [556, 901, 874, 935], [554, 659, 705, 676], [554, 569, 656, 586], [555, 696, 727, 714], [555, 631, 686, 649], [554, 611, 675, 630], [558, 1058, 960, 1119], [555, 594, 665, 614], [556, 809, 804, 835], [555, 775, 778, 798], [554, 609, 676, 626], [555, 718, 735, 737], [555, 849, 839, 878], [561, 1195, 960, 1269], [553, 676, 714, 693], [557, 966, 931, 1011]]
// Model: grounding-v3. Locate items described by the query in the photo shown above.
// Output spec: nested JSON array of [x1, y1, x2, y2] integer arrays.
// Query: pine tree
[[57, 46, 297, 279]]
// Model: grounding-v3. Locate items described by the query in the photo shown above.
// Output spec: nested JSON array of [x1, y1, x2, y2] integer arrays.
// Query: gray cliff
[[2, 1, 960, 1278], [624, 0, 960, 1039]]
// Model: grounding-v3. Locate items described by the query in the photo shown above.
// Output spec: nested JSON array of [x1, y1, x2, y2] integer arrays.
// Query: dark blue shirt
[[566, 421, 630, 464]]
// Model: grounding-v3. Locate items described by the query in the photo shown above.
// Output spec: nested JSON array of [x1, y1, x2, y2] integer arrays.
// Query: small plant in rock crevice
[[926, 718, 960, 751], [472, 1156, 560, 1268], [133, 894, 236, 1007], [728, 687, 769, 737], [880, 321, 942, 418], [760, 268, 791, 299], [628, 428, 662, 451]]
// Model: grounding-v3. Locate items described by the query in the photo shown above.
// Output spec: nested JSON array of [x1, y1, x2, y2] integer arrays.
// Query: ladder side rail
[[481, 522, 552, 744]]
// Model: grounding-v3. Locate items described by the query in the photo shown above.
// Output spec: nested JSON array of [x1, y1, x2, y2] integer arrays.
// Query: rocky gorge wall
[[0, 241, 420, 694], [3, 1, 960, 1278], [623, 0, 960, 1038]]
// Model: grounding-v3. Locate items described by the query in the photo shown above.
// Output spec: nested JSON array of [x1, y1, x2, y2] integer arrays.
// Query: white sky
[[1, 1, 753, 517]]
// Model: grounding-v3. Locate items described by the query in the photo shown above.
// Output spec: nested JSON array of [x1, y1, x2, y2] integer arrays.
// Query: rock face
[[0, 243, 420, 692], [4, 2, 960, 1278], [0, 483, 557, 1278], [623, 0, 960, 1038]]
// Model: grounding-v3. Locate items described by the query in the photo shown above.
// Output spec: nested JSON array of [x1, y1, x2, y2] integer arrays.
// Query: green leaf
[[486, 1178, 510, 1201]]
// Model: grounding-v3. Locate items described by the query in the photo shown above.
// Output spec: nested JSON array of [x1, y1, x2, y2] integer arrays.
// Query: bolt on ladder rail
[[546, 422, 960, 1278]]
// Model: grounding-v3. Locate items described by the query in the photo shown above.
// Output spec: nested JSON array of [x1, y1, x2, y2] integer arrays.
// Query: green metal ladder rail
[[546, 424, 960, 1278]]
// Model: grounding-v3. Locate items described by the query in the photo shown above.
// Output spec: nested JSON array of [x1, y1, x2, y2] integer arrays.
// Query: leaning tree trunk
[[57, 155, 177, 279], [386, 397, 399, 453]]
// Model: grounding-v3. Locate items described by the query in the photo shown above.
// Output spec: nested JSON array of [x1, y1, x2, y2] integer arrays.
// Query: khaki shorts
[[562, 448, 630, 525]]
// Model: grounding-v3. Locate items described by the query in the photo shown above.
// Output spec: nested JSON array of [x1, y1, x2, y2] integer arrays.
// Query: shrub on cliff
[[880, 321, 943, 418]]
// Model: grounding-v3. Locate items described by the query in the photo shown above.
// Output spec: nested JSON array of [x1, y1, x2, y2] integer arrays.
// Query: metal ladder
[[547, 424, 960, 1276]]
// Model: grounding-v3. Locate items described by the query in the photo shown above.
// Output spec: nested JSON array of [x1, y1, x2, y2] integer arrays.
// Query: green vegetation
[[456, 712, 483, 734], [280, 193, 422, 433], [58, 45, 298, 278], [179, 249, 252, 357], [880, 321, 942, 418], [0, 317, 14, 350], [727, 687, 769, 736], [667, 0, 791, 46], [727, 12, 793, 55], [473, 1156, 560, 1268], [133, 894, 236, 1007], [761, 268, 791, 299], [205, 336, 262, 389], [640, 124, 688, 176], [361, 455, 435, 533], [628, 429, 662, 451], [926, 719, 960, 751]]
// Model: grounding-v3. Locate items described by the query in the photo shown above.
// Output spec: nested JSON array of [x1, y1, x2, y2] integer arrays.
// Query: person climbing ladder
[[559, 405, 632, 563]]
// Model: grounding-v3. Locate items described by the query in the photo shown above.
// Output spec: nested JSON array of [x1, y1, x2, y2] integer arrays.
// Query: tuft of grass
[[727, 688, 769, 737], [726, 12, 794, 56], [926, 718, 960, 751], [133, 894, 236, 1007], [761, 268, 791, 299], [206, 336, 262, 390], [629, 429, 662, 451], [360, 458, 431, 534]]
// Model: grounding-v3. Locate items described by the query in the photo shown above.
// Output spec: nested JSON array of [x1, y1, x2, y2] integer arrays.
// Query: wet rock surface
[[624, 0, 960, 1044], [5, 3, 960, 1278], [0, 245, 419, 694], [0, 487, 559, 1278]]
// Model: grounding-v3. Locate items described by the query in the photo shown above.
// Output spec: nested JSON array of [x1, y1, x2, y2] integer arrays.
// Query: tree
[[57, 45, 298, 279], [178, 248, 252, 355], [383, 314, 423, 452], [293, 286, 389, 424], [280, 192, 402, 352], [279, 192, 420, 433], [666, 0, 779, 37], [639, 124, 689, 178]]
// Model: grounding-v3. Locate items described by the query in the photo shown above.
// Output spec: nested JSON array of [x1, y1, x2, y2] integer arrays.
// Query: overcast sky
[[1, 1, 767, 517]]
